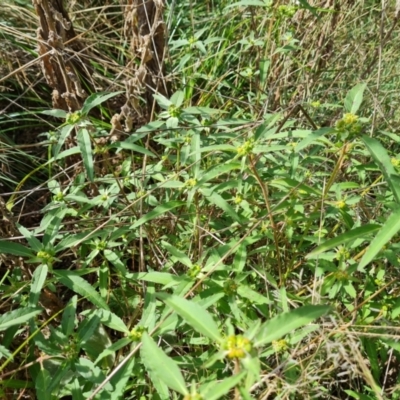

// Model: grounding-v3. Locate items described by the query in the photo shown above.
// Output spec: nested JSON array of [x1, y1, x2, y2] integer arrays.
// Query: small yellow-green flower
[[342, 113, 358, 125], [65, 111, 82, 125], [272, 339, 288, 353], [237, 139, 254, 156], [391, 158, 400, 168], [311, 101, 321, 108], [223, 334, 252, 359], [333, 270, 349, 281], [129, 326, 145, 341], [234, 194, 243, 204], [185, 178, 197, 188], [335, 200, 346, 209]]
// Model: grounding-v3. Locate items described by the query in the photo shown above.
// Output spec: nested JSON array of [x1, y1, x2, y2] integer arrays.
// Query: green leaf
[[0, 307, 42, 331], [131, 201, 185, 229], [170, 90, 185, 107], [94, 337, 132, 366], [62, 295, 77, 337], [109, 356, 135, 400], [35, 367, 52, 400], [77, 127, 94, 182], [157, 294, 223, 343], [183, 106, 222, 115], [40, 109, 68, 118], [197, 162, 242, 186], [54, 124, 74, 157], [358, 207, 400, 271], [93, 309, 129, 333], [113, 141, 155, 157], [225, 0, 268, 8], [29, 264, 48, 307], [344, 83, 367, 114], [162, 241, 193, 268], [295, 127, 335, 152], [0, 240, 33, 257], [308, 224, 380, 257], [362, 135, 400, 204], [201, 372, 245, 400], [345, 389, 375, 400], [77, 314, 101, 345], [17, 223, 42, 252], [42, 211, 65, 247], [129, 272, 186, 286], [103, 249, 127, 274], [0, 344, 13, 360], [54, 270, 110, 310], [297, 0, 318, 15], [81, 91, 124, 115], [204, 191, 243, 224], [254, 305, 331, 346], [141, 332, 188, 396]]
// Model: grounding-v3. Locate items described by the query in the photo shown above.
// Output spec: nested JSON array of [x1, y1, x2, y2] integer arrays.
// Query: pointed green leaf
[[81, 91, 124, 115], [40, 109, 68, 118], [35, 367, 52, 400], [29, 264, 48, 307], [157, 294, 223, 343], [0, 240, 33, 257], [205, 192, 244, 224], [296, 127, 335, 152], [362, 135, 400, 204], [62, 295, 77, 337], [77, 127, 94, 182], [141, 332, 188, 395], [255, 305, 331, 346], [113, 141, 155, 157], [109, 355, 135, 400], [54, 124, 74, 157], [344, 83, 367, 114], [54, 270, 109, 310], [162, 241, 193, 268], [17, 223, 42, 252], [197, 162, 242, 186], [0, 307, 42, 331], [201, 372, 245, 400], [131, 201, 185, 229], [358, 207, 400, 271], [308, 224, 380, 257]]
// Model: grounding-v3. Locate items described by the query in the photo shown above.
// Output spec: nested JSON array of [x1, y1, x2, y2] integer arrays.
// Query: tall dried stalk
[[32, 0, 94, 112], [117, 0, 168, 131]]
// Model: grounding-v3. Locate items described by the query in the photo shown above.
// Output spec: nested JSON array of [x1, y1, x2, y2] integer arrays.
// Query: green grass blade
[[141, 332, 188, 396], [157, 294, 223, 343], [358, 207, 400, 272]]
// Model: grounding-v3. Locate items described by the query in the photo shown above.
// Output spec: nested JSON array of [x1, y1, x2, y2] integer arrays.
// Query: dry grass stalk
[[118, 0, 168, 131], [32, 0, 92, 111]]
